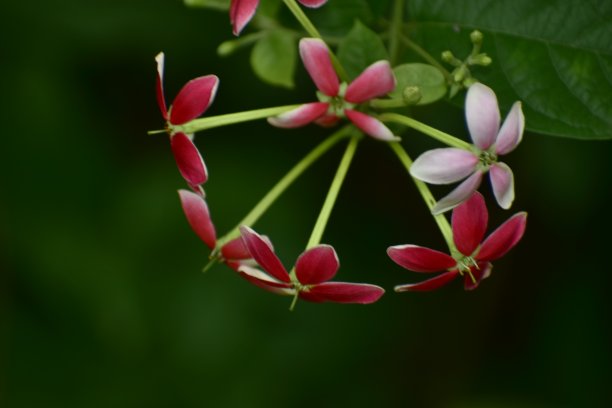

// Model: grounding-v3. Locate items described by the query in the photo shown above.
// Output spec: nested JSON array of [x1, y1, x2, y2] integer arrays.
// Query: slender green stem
[[388, 0, 404, 65], [214, 125, 353, 252], [389, 142, 457, 254], [305, 133, 360, 250], [176, 105, 301, 134], [282, 0, 349, 82], [379, 113, 473, 151], [399, 34, 453, 83]]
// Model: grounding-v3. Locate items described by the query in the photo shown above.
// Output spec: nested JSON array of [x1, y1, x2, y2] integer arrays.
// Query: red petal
[[463, 262, 493, 291], [295, 245, 339, 284], [221, 237, 251, 261], [477, 212, 527, 262], [171, 133, 208, 186], [345, 61, 396, 103], [299, 38, 339, 96], [267, 102, 328, 128], [230, 0, 259, 36], [169, 75, 219, 125], [394, 270, 459, 292], [237, 265, 294, 295], [387, 245, 455, 272], [239, 227, 290, 283], [299, 282, 384, 304], [178, 190, 216, 249], [298, 0, 327, 7], [344, 110, 398, 141], [155, 52, 168, 120], [452, 192, 488, 256]]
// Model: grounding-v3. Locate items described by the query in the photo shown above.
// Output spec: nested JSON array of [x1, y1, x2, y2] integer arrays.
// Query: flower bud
[[402, 86, 422, 105], [470, 30, 483, 45]]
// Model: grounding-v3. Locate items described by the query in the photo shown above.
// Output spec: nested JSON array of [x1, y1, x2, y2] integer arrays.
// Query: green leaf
[[250, 30, 297, 89], [308, 0, 373, 37], [391, 63, 446, 105], [184, 0, 230, 11], [338, 20, 389, 79], [408, 0, 612, 139]]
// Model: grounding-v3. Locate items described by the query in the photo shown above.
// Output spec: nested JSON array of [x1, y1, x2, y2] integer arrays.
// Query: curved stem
[[379, 113, 473, 151], [399, 34, 453, 83], [389, 142, 457, 255], [388, 0, 404, 65]]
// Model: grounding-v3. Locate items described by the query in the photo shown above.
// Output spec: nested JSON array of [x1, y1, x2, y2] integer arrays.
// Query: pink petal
[[410, 148, 479, 184], [171, 132, 208, 186], [452, 192, 488, 256], [489, 162, 515, 209], [387, 245, 455, 272], [299, 38, 339, 96], [476, 212, 527, 262], [432, 171, 483, 215], [495, 101, 524, 155], [299, 282, 384, 304], [315, 113, 340, 127], [237, 265, 294, 295], [466, 83, 500, 150], [394, 270, 459, 292], [295, 245, 339, 285], [155, 52, 168, 120], [344, 110, 399, 141], [230, 0, 259, 36], [267, 102, 328, 128], [298, 0, 327, 7], [345, 61, 396, 104], [221, 237, 251, 261], [178, 189, 216, 249], [169, 75, 219, 125], [463, 262, 493, 291], [239, 226, 291, 283]]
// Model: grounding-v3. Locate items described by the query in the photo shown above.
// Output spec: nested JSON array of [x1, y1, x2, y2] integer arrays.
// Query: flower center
[[478, 150, 498, 169], [455, 255, 478, 283], [317, 82, 355, 118]]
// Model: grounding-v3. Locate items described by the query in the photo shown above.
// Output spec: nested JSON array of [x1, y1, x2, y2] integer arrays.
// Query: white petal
[[466, 83, 500, 150], [490, 162, 515, 209], [432, 172, 483, 215], [410, 148, 478, 184], [495, 101, 525, 155]]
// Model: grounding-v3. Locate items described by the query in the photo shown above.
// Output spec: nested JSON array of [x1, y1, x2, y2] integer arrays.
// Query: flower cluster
[[230, 0, 327, 35]]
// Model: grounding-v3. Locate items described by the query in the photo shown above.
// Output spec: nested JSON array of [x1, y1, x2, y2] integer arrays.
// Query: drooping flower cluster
[[230, 0, 328, 35]]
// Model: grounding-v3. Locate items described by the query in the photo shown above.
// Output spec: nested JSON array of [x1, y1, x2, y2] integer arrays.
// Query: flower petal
[[477, 212, 527, 262], [221, 237, 251, 261], [178, 190, 216, 249], [169, 75, 219, 125], [315, 113, 340, 127], [267, 102, 328, 128], [466, 83, 500, 150], [299, 282, 384, 304], [237, 264, 294, 295], [295, 245, 339, 284], [490, 162, 515, 209], [387, 245, 455, 272], [410, 148, 479, 184], [452, 192, 488, 256], [394, 270, 459, 292], [155, 52, 168, 120], [298, 0, 327, 7], [432, 171, 483, 215], [299, 38, 339, 96], [345, 61, 396, 103], [239, 226, 291, 282], [230, 0, 259, 36], [495, 101, 524, 155], [463, 262, 493, 291], [344, 110, 399, 141], [171, 132, 208, 186]]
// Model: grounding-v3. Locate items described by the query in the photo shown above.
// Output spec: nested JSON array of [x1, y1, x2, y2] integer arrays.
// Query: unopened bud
[[453, 65, 468, 83], [441, 50, 455, 63], [217, 40, 238, 57], [470, 30, 483, 45], [402, 86, 422, 105]]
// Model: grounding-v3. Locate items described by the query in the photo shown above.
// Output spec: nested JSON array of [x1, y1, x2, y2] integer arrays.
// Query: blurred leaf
[[408, 0, 612, 139], [184, 0, 230, 10], [338, 20, 388, 79], [391, 63, 446, 105], [257, 0, 282, 17], [250, 30, 297, 88], [309, 0, 373, 37]]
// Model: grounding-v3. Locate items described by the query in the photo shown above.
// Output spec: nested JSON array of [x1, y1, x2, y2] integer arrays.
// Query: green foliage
[[308, 0, 373, 36], [391, 63, 446, 105], [337, 20, 388, 79], [251, 30, 297, 89], [184, 0, 230, 11], [408, 0, 612, 139]]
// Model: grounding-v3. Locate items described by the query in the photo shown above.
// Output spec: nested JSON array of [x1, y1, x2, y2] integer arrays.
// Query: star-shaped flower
[[410, 83, 524, 214], [387, 192, 527, 291], [230, 0, 328, 35], [268, 38, 398, 142], [156, 52, 219, 190], [237, 226, 385, 304]]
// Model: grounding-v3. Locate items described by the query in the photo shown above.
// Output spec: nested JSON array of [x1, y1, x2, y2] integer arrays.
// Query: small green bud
[[463, 77, 477, 87], [402, 86, 422, 105], [217, 40, 238, 57], [470, 30, 483, 45], [441, 50, 456, 63], [453, 65, 468, 83]]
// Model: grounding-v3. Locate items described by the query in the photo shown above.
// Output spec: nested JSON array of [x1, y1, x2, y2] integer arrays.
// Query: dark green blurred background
[[2, 1, 611, 407]]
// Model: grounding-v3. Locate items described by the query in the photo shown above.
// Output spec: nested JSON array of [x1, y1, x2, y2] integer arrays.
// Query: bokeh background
[[2, 1, 611, 407]]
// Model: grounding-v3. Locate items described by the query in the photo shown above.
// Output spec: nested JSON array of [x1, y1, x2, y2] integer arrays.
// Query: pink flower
[[410, 83, 524, 214], [230, 0, 328, 35], [268, 38, 398, 141], [387, 192, 526, 292], [156, 52, 219, 190], [237, 226, 385, 304], [179, 189, 217, 249]]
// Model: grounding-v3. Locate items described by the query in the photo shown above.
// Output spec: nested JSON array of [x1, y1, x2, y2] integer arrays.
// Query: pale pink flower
[[410, 83, 524, 214], [230, 0, 328, 35], [268, 38, 398, 141]]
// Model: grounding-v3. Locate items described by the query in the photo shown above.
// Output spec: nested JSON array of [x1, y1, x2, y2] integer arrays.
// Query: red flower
[[387, 192, 527, 291], [238, 226, 385, 304], [155, 52, 219, 190]]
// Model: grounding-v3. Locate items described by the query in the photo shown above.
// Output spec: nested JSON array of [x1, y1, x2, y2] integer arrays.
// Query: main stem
[[388, 0, 404, 65], [214, 125, 353, 252], [389, 142, 457, 254]]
